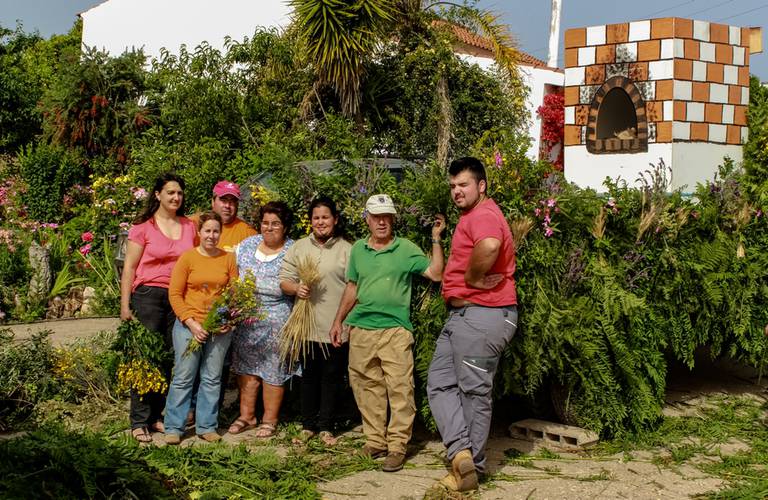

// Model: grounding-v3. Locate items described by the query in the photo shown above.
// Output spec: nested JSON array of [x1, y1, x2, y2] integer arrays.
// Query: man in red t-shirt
[[427, 157, 518, 492]]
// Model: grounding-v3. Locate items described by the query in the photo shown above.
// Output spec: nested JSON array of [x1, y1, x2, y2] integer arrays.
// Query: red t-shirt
[[442, 199, 517, 306], [128, 217, 197, 291]]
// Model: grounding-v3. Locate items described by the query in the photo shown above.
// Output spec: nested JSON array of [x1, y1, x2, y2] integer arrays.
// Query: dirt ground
[[12, 318, 768, 499]]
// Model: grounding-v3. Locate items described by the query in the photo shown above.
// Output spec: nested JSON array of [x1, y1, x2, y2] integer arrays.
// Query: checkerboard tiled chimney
[[563, 18, 750, 191]]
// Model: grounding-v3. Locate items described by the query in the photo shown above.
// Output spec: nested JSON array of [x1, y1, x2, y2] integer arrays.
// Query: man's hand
[[431, 214, 446, 240], [186, 319, 209, 343], [330, 321, 343, 347], [466, 272, 504, 290]]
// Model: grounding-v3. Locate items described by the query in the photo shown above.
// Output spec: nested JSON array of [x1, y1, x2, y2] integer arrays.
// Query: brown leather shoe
[[382, 452, 406, 472], [441, 449, 478, 491], [164, 433, 181, 445], [358, 444, 387, 459], [197, 432, 222, 443]]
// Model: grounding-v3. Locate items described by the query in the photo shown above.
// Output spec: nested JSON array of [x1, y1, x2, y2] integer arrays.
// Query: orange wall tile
[[565, 48, 578, 67], [564, 125, 582, 145], [707, 63, 724, 83], [726, 125, 741, 144], [596, 45, 616, 64], [690, 122, 708, 141], [727, 85, 741, 104], [710, 23, 728, 44], [586, 65, 606, 85], [651, 18, 674, 39], [575, 105, 590, 125], [656, 121, 672, 142], [738, 67, 749, 86], [734, 106, 747, 125], [715, 43, 732, 64], [692, 82, 710, 101], [740, 27, 750, 47], [674, 59, 693, 80], [656, 80, 674, 100], [565, 86, 580, 106], [684, 39, 700, 60], [674, 101, 687, 120], [607, 23, 629, 44], [638, 40, 660, 61], [647, 101, 662, 122], [705, 103, 722, 123], [565, 28, 586, 49], [674, 18, 693, 38], [629, 62, 648, 81]]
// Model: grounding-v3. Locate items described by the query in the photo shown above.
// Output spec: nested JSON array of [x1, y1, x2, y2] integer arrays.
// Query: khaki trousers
[[348, 326, 415, 454]]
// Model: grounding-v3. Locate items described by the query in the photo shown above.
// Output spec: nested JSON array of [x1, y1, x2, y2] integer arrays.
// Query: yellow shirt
[[169, 248, 238, 323], [189, 214, 258, 252]]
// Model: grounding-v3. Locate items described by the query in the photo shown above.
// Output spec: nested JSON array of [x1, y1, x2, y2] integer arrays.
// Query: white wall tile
[[729, 26, 741, 46], [629, 20, 651, 41], [663, 101, 673, 121], [674, 80, 692, 100], [565, 66, 585, 86], [733, 46, 745, 66], [699, 42, 716, 62], [565, 106, 575, 125], [710, 83, 728, 103], [578, 46, 595, 66], [687, 102, 704, 122], [674, 39, 685, 58], [586, 25, 606, 46], [741, 127, 749, 143], [723, 65, 738, 85], [660, 39, 674, 59], [693, 20, 710, 41], [742, 86, 750, 105], [615, 43, 638, 62], [722, 104, 734, 124], [673, 122, 690, 140], [692, 61, 707, 81], [709, 124, 727, 143], [649, 60, 673, 80]]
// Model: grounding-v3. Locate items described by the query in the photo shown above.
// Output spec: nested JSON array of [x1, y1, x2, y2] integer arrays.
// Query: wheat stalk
[[591, 207, 606, 241], [509, 217, 534, 248], [279, 256, 322, 372]]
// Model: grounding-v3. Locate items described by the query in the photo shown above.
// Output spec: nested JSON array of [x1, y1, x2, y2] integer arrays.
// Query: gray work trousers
[[427, 305, 517, 473]]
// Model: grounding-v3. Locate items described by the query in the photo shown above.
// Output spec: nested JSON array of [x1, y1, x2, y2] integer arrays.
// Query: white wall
[[81, 0, 292, 60], [564, 143, 742, 193]]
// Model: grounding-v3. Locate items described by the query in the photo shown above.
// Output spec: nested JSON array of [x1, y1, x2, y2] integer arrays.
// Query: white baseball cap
[[365, 194, 397, 215]]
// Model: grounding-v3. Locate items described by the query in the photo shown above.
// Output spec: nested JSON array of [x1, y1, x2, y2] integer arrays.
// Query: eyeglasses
[[261, 221, 283, 228]]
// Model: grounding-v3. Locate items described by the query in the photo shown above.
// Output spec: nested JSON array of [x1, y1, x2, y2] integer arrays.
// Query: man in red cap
[[192, 181, 257, 252]]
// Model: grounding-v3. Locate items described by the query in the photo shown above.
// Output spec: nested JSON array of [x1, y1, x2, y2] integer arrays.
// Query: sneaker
[[198, 432, 222, 443], [164, 433, 181, 445], [358, 444, 387, 459], [382, 452, 406, 472]]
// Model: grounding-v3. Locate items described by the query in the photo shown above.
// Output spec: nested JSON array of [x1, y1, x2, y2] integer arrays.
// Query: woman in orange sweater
[[164, 211, 237, 444]]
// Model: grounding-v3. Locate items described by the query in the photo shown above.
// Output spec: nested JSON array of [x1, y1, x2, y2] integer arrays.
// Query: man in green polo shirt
[[331, 194, 445, 472]]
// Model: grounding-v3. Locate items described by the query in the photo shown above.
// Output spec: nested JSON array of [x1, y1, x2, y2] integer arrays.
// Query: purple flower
[[544, 227, 554, 237], [494, 150, 503, 169]]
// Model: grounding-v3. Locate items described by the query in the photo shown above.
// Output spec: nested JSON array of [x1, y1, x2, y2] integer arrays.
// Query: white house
[[80, 0, 292, 60]]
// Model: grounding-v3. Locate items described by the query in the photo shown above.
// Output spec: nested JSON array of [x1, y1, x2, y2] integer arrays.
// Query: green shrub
[[17, 142, 84, 222]]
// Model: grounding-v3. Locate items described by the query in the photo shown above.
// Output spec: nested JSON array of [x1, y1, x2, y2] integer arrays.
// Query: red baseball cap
[[213, 180, 241, 199]]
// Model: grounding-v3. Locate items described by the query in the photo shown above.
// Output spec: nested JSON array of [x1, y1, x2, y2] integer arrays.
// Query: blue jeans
[[164, 319, 232, 435]]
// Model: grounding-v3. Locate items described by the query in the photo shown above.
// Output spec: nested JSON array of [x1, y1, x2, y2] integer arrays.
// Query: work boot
[[164, 433, 181, 445], [382, 452, 406, 472], [440, 449, 478, 491], [358, 444, 387, 459], [197, 432, 222, 443]]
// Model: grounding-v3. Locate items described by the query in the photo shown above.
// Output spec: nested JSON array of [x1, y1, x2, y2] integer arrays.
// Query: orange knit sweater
[[169, 248, 238, 323]]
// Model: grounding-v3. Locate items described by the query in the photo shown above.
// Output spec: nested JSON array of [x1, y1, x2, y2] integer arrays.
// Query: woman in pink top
[[119, 172, 197, 443]]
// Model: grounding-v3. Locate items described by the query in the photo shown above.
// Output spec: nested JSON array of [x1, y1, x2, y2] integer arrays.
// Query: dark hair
[[134, 173, 187, 224], [259, 200, 293, 232], [448, 157, 487, 187], [308, 195, 345, 238], [197, 210, 222, 231]]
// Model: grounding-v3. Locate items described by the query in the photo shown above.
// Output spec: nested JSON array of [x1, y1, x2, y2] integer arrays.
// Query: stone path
[[6, 317, 120, 345]]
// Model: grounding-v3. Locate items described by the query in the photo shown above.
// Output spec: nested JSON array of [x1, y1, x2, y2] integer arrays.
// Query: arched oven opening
[[587, 76, 648, 154]]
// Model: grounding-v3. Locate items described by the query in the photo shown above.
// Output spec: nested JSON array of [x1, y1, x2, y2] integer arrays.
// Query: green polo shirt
[[345, 237, 430, 331]]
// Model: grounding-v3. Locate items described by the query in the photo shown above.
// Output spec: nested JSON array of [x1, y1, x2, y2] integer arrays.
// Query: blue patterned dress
[[232, 235, 297, 385]]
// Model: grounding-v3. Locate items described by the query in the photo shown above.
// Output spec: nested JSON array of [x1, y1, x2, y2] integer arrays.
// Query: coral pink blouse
[[128, 217, 197, 291]]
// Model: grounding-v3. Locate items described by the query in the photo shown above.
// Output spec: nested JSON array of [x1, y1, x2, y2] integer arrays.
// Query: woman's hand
[[186, 319, 209, 343], [120, 306, 133, 321], [296, 283, 311, 300]]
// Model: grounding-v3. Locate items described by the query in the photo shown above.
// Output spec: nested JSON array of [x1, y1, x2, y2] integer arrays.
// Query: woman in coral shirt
[[164, 211, 237, 444], [119, 173, 197, 443]]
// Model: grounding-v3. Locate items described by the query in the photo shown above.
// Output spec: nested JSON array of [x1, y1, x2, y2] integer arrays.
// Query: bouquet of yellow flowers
[[184, 271, 263, 356], [111, 319, 170, 397]]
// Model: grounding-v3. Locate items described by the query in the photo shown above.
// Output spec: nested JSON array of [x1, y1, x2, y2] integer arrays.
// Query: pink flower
[[81, 231, 94, 243], [131, 187, 148, 200], [534, 208, 541, 217], [546, 198, 556, 208], [494, 150, 503, 169], [79, 243, 92, 256], [544, 227, 554, 237]]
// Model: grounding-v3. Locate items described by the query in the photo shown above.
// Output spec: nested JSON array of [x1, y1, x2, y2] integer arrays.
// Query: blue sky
[[1, 0, 765, 79]]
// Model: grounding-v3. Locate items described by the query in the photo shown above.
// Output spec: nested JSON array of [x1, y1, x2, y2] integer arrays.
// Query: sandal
[[131, 427, 152, 443], [228, 418, 257, 435], [318, 430, 338, 446], [291, 429, 315, 445], [253, 422, 277, 438]]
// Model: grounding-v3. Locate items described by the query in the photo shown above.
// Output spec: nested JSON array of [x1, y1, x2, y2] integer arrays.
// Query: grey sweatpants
[[427, 305, 517, 473]]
